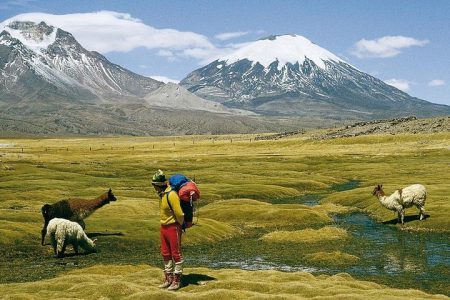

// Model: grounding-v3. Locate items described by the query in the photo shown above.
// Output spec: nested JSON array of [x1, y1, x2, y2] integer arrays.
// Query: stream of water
[[187, 180, 450, 295]]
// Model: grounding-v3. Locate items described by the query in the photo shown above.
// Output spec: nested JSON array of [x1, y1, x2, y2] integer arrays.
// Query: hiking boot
[[167, 273, 182, 291], [158, 272, 173, 289]]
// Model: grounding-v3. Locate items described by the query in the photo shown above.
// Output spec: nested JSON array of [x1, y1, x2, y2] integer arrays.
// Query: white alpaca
[[46, 218, 97, 257], [372, 184, 427, 224]]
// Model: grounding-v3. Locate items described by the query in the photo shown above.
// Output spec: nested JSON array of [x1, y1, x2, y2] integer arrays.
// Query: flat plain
[[0, 130, 449, 299]]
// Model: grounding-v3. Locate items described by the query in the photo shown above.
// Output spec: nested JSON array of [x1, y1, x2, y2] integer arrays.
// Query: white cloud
[[352, 36, 429, 58], [215, 31, 249, 41], [385, 79, 411, 91], [157, 50, 174, 57], [0, 12, 282, 66], [428, 79, 445, 87], [0, 11, 216, 59], [149, 76, 179, 84]]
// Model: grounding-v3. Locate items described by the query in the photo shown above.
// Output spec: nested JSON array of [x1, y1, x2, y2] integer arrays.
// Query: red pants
[[160, 223, 183, 262]]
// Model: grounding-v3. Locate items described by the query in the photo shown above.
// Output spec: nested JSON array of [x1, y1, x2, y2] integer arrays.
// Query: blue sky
[[0, 0, 449, 105]]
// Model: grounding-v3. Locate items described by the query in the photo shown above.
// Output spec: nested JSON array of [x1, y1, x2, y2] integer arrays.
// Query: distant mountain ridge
[[0, 20, 162, 102], [0, 20, 274, 135], [0, 21, 448, 136], [181, 34, 450, 119]]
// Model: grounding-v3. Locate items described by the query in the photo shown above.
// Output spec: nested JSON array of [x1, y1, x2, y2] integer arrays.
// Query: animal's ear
[[93, 238, 97, 245], [108, 188, 112, 194], [380, 184, 383, 188]]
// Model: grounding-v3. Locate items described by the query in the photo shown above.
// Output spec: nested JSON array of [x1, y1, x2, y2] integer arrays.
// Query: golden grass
[[182, 218, 242, 245], [260, 226, 349, 243], [0, 264, 447, 300], [1, 131, 449, 297], [304, 251, 360, 266], [200, 199, 331, 228]]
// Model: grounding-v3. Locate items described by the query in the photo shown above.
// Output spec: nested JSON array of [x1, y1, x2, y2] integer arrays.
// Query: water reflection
[[333, 212, 449, 280]]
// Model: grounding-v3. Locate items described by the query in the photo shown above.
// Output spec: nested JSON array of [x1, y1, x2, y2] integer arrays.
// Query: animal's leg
[[418, 205, 426, 220], [57, 238, 65, 258], [51, 235, 57, 255], [73, 243, 78, 254], [41, 220, 49, 246], [400, 209, 405, 225], [397, 211, 402, 224]]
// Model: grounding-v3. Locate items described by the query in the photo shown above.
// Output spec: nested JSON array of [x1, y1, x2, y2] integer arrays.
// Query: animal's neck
[[376, 193, 388, 204], [91, 194, 109, 209], [378, 194, 397, 210], [74, 194, 109, 213]]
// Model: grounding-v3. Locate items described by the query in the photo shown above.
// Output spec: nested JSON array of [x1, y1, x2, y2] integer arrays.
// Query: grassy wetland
[[0, 130, 449, 299]]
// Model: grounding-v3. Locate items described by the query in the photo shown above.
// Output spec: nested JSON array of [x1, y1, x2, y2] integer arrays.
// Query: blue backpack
[[169, 174, 190, 191], [167, 174, 199, 229]]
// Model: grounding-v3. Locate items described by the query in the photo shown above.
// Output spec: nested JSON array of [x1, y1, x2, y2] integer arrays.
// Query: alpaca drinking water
[[372, 184, 427, 225], [46, 218, 97, 258], [41, 189, 117, 245]]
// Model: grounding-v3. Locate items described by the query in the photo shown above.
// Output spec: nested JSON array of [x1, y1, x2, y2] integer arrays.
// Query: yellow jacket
[[160, 186, 184, 225]]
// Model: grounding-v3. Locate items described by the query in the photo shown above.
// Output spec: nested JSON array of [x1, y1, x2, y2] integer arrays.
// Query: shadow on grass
[[87, 232, 124, 238], [382, 214, 430, 225], [182, 273, 216, 287]]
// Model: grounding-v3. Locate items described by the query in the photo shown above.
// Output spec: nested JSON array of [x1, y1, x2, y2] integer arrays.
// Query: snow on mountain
[[221, 34, 344, 69], [0, 20, 162, 102], [1, 21, 57, 55], [181, 34, 450, 118]]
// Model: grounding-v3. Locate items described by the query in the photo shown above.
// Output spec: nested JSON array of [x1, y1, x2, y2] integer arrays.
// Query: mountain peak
[[221, 34, 344, 69], [259, 34, 297, 41], [0, 19, 162, 102], [1, 20, 57, 54]]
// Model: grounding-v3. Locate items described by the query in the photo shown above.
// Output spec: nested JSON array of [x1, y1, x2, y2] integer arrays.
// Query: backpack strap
[[165, 191, 174, 212]]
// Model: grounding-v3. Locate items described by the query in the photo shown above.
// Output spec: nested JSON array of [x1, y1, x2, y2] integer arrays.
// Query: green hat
[[151, 169, 167, 186]]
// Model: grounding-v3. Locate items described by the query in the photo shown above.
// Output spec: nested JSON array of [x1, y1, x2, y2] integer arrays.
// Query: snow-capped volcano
[[181, 34, 449, 118], [0, 20, 162, 102], [222, 34, 344, 69]]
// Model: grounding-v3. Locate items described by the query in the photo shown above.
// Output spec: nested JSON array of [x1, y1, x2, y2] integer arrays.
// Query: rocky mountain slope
[[181, 34, 450, 119], [253, 116, 449, 141], [144, 83, 255, 115], [312, 116, 450, 140], [0, 20, 448, 136], [0, 21, 162, 102], [0, 20, 268, 135], [0, 103, 314, 136]]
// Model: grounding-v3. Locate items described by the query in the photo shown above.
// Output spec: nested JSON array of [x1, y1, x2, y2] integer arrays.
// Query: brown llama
[[41, 188, 117, 245]]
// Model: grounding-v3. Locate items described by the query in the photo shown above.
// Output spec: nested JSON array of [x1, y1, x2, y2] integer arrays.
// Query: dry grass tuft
[[0, 264, 447, 300], [183, 218, 242, 245], [201, 199, 331, 228], [305, 251, 360, 266], [260, 226, 348, 243]]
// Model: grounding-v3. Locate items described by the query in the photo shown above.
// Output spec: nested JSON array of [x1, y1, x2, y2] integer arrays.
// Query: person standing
[[151, 170, 185, 291]]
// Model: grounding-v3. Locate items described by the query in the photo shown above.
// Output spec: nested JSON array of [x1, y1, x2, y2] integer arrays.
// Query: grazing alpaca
[[372, 184, 427, 224], [41, 189, 117, 245], [47, 218, 97, 258]]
